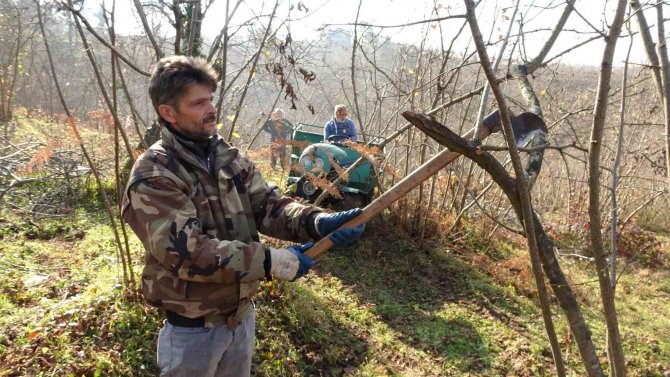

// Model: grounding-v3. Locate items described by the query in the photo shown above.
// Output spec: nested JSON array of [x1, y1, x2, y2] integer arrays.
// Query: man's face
[[336, 108, 347, 122], [159, 83, 217, 140]]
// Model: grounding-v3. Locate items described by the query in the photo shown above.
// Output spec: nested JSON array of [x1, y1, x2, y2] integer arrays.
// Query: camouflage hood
[[122, 126, 321, 319]]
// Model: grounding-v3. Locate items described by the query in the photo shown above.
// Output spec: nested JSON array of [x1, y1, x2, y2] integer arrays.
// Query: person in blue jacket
[[324, 104, 357, 142]]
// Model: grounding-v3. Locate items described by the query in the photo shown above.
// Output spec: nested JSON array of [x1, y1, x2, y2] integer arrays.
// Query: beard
[[173, 114, 218, 141]]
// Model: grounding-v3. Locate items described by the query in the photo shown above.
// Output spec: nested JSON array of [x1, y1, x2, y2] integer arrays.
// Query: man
[[323, 104, 358, 142], [261, 108, 292, 170], [121, 56, 365, 376]]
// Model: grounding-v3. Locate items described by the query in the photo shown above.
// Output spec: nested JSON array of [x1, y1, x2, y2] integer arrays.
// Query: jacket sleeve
[[323, 121, 333, 141], [281, 120, 294, 139], [241, 154, 322, 242], [347, 119, 358, 141], [284, 119, 294, 132], [123, 176, 267, 284], [261, 120, 275, 137]]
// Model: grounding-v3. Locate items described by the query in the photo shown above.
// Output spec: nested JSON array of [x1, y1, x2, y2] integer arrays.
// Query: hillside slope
[[0, 213, 668, 376], [0, 114, 668, 376]]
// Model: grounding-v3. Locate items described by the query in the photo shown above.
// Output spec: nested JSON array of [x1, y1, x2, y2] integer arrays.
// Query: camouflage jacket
[[122, 126, 321, 319]]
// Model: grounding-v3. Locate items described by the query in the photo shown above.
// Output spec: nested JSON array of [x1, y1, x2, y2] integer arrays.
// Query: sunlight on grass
[[0, 212, 155, 375], [269, 254, 559, 376], [1, 162, 668, 375]]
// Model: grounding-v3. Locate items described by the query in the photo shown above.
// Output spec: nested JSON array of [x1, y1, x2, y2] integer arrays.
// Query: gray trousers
[[157, 307, 256, 377]]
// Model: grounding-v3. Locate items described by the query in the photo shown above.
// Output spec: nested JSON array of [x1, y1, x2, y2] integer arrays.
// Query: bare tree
[[586, 0, 629, 375], [629, 0, 670, 191], [0, 1, 38, 123], [65, 0, 134, 162], [226, 1, 280, 141], [34, 0, 134, 287], [132, 0, 164, 59], [406, 111, 606, 376], [464, 1, 566, 375]]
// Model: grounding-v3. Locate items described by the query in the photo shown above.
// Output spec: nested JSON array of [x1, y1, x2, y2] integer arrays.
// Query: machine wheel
[[296, 177, 322, 203]]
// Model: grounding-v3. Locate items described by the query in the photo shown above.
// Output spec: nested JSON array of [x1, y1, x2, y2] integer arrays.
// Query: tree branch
[[58, 2, 150, 76]]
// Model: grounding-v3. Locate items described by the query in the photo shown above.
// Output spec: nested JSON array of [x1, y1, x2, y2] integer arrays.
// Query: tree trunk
[[407, 111, 604, 376], [655, 1, 670, 193], [463, 1, 566, 375], [587, 0, 629, 376]]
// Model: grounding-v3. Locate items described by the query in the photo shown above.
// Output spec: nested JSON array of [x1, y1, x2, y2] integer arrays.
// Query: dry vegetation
[[1, 0, 669, 375], [0, 110, 668, 375]]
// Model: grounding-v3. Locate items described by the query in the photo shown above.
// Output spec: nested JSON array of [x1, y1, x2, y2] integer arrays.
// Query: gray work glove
[[269, 243, 314, 281]]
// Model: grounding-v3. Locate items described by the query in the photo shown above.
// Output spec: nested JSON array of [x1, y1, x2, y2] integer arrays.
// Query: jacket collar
[[332, 117, 349, 125], [160, 125, 239, 171]]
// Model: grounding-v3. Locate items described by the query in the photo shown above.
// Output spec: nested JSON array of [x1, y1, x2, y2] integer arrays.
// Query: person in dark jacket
[[262, 108, 293, 170]]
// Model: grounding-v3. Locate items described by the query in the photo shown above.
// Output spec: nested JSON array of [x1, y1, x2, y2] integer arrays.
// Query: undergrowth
[[1, 209, 668, 376], [1, 115, 668, 376]]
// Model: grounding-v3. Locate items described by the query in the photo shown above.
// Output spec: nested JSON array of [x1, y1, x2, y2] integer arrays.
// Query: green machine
[[286, 123, 381, 209]]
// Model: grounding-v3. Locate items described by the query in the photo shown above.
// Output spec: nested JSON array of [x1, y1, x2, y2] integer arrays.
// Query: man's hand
[[269, 243, 314, 281], [315, 208, 365, 246]]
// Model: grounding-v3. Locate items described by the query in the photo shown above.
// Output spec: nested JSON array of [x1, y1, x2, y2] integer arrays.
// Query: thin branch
[[479, 142, 588, 153], [226, 1, 279, 141], [132, 0, 163, 59], [321, 14, 466, 30], [58, 2, 150, 76]]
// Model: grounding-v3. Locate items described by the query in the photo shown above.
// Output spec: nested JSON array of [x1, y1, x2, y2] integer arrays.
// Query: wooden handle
[[304, 114, 487, 260], [304, 147, 462, 258]]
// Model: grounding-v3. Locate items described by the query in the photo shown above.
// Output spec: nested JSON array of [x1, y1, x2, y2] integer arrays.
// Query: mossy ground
[[0, 210, 668, 376], [1, 115, 668, 376]]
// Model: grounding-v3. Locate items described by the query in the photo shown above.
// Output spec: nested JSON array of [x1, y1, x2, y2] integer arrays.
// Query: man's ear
[[158, 104, 177, 124]]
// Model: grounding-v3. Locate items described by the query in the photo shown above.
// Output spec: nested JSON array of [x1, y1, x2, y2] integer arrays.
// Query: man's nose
[[207, 100, 216, 114]]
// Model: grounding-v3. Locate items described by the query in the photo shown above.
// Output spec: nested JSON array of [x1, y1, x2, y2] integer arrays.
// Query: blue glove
[[287, 242, 314, 281], [315, 208, 366, 246]]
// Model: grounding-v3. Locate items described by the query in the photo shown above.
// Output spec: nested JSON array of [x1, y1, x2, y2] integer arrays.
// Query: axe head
[[480, 109, 548, 147]]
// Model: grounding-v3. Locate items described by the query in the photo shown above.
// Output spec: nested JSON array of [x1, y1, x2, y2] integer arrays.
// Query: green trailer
[[286, 123, 381, 209]]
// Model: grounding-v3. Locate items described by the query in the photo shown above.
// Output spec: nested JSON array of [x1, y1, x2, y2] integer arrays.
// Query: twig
[[58, 2, 150, 76], [320, 15, 466, 30]]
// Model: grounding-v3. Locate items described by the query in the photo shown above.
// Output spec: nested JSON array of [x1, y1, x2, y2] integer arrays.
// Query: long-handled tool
[[304, 109, 547, 260], [305, 111, 486, 259]]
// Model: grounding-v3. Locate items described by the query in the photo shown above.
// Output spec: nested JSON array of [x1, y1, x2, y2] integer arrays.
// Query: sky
[[102, 0, 654, 68]]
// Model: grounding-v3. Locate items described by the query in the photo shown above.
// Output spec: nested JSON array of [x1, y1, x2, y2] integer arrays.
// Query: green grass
[[1, 209, 669, 376], [1, 114, 668, 376], [0, 212, 157, 376], [559, 256, 670, 376]]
